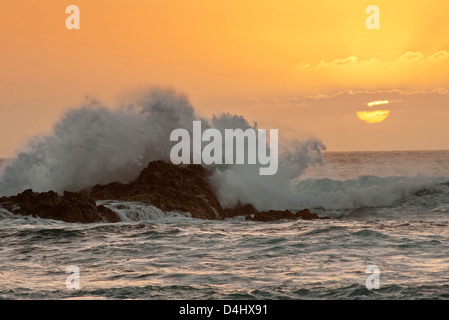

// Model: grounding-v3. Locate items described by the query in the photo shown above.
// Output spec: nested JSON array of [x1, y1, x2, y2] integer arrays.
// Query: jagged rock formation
[[0, 161, 327, 223], [89, 161, 223, 220], [89, 161, 326, 222], [245, 209, 328, 222], [0, 189, 120, 223]]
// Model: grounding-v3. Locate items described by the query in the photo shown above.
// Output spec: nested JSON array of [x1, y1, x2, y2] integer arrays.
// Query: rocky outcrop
[[0, 189, 120, 223], [0, 161, 327, 223], [222, 202, 259, 219], [89, 161, 223, 220], [245, 209, 329, 222], [89, 160, 327, 222]]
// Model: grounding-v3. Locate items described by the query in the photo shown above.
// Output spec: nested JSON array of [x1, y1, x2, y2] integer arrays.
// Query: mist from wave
[[1, 88, 449, 216], [0, 88, 325, 212]]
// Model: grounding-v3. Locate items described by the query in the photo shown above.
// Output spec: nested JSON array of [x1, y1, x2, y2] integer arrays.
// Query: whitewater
[[0, 89, 448, 299]]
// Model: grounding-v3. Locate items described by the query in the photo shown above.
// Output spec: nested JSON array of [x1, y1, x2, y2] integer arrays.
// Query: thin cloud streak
[[296, 50, 449, 70]]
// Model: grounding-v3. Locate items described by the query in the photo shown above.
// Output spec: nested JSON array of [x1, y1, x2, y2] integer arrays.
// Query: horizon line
[[1, 148, 449, 160]]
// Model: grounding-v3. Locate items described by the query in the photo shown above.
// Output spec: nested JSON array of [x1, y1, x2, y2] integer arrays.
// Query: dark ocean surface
[[1, 151, 449, 299]]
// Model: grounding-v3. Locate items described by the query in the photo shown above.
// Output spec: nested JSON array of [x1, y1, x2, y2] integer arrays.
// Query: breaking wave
[[3, 87, 447, 213], [0, 88, 325, 212], [289, 175, 449, 210]]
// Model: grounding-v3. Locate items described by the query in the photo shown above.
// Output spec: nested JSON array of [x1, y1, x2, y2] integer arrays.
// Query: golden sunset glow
[[1, 0, 449, 153], [1, 1, 448, 303], [356, 110, 390, 124]]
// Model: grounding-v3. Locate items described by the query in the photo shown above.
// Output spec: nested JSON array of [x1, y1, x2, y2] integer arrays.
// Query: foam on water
[[290, 175, 449, 210], [97, 201, 192, 222], [0, 88, 325, 214], [1, 88, 449, 300], [1, 215, 448, 299]]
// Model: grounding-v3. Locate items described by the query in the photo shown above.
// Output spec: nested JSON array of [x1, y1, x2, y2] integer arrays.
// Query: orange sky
[[1, 0, 449, 156]]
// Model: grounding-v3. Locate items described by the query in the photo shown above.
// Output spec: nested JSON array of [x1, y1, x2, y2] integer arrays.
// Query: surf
[[0, 88, 325, 214]]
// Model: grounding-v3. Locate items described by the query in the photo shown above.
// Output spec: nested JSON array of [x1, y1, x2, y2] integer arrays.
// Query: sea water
[[0, 151, 448, 300]]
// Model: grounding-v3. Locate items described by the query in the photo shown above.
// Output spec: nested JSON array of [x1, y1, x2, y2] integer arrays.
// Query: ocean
[[0, 151, 449, 300]]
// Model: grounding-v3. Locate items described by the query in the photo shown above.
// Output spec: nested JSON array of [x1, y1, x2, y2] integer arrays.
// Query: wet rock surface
[[0, 189, 120, 223], [1, 161, 327, 223]]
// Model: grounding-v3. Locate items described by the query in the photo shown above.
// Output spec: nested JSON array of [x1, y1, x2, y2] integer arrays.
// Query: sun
[[356, 100, 391, 124], [356, 110, 390, 124]]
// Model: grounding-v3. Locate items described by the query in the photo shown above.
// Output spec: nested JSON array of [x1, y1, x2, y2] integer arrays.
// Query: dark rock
[[97, 205, 122, 223], [246, 210, 295, 222], [222, 202, 259, 218], [295, 208, 328, 220], [89, 161, 326, 221], [0, 189, 120, 223], [90, 160, 223, 220], [0, 161, 328, 223], [245, 208, 326, 222]]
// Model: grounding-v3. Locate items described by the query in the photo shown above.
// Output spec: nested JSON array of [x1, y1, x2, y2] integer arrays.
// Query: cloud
[[297, 50, 449, 71], [366, 100, 389, 107], [317, 56, 358, 68], [316, 56, 379, 69], [295, 62, 311, 70], [428, 50, 449, 62], [398, 51, 425, 63], [238, 88, 448, 109], [305, 88, 448, 100], [396, 50, 449, 63]]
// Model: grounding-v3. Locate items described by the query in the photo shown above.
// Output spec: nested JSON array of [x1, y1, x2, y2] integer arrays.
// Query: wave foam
[[289, 175, 449, 210], [0, 88, 325, 214], [97, 201, 192, 222]]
